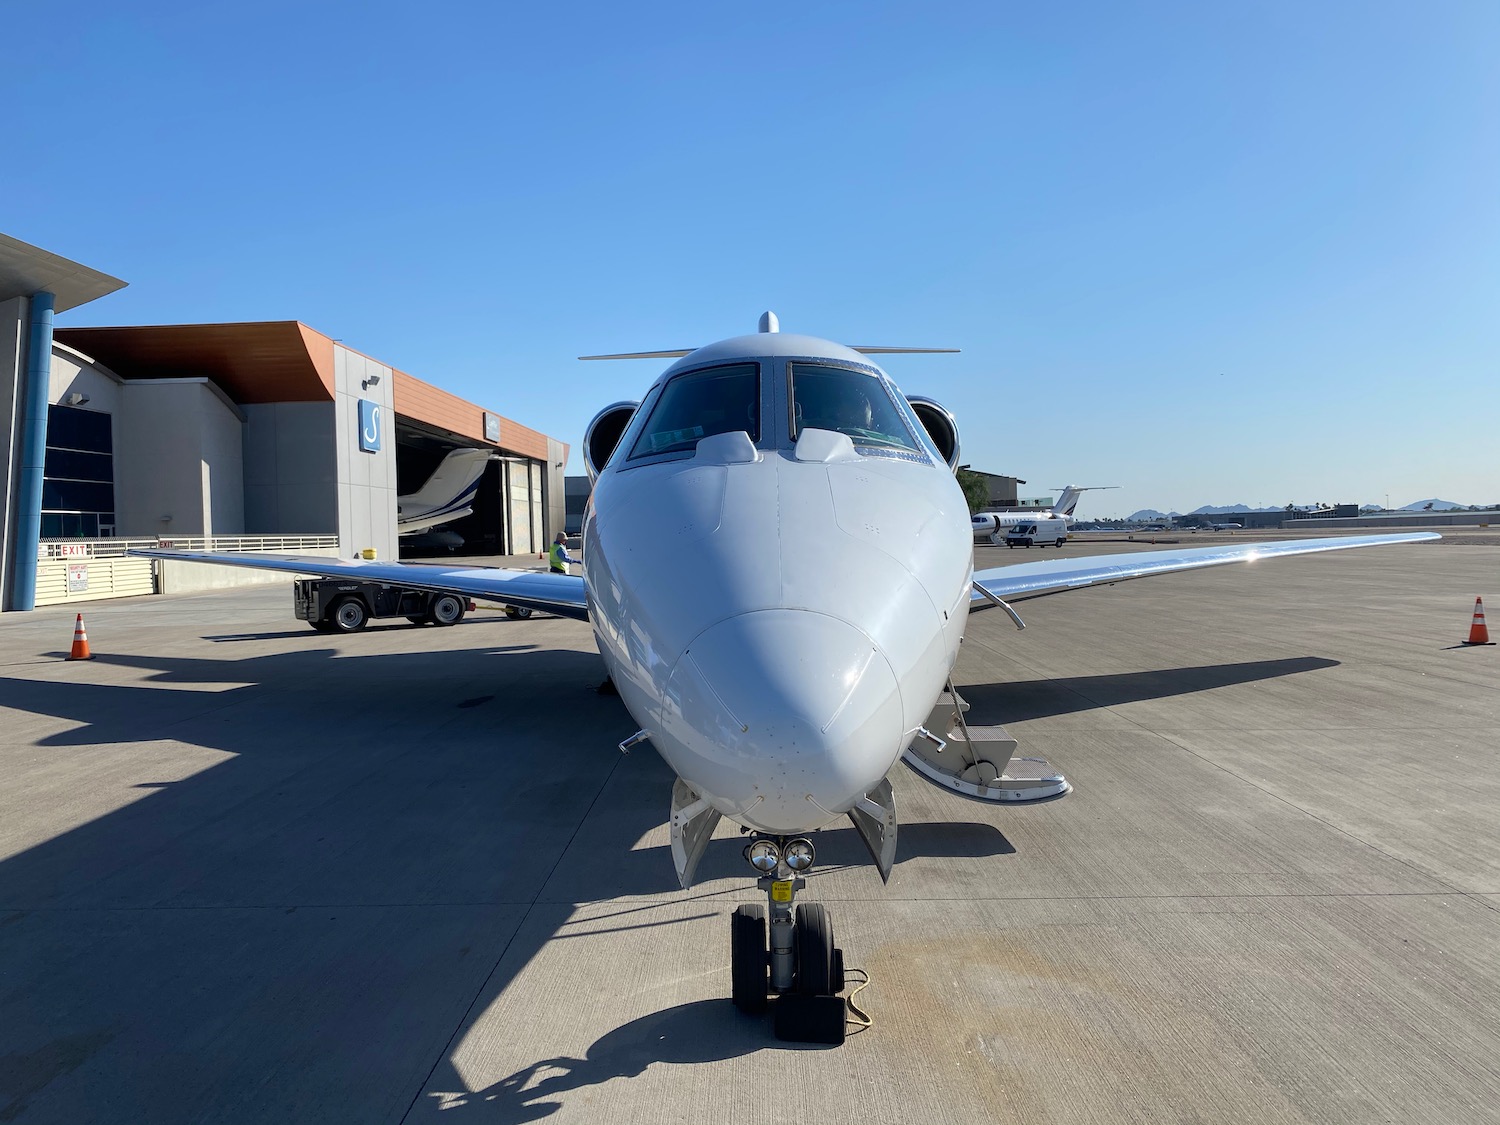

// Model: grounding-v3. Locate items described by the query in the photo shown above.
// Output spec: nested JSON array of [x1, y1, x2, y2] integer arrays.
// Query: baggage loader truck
[[294, 577, 474, 633]]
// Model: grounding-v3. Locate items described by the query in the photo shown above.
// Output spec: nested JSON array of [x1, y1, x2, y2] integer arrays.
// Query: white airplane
[[971, 485, 1115, 543], [135, 313, 1438, 1042], [397, 448, 498, 536]]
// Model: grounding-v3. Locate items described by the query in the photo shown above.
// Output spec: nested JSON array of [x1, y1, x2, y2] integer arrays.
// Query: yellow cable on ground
[[844, 968, 874, 1032]]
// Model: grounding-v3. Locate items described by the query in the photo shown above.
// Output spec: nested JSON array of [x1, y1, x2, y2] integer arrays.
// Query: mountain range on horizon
[[1398, 498, 1468, 511], [1122, 499, 1475, 521]]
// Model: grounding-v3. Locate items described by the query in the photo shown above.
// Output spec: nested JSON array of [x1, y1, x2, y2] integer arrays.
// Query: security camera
[[64, 392, 90, 406]]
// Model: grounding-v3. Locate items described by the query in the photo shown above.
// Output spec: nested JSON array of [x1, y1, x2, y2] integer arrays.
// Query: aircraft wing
[[130, 550, 590, 621], [971, 532, 1440, 606]]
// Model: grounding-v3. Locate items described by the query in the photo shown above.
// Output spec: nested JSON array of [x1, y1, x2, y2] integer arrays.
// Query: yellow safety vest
[[549, 543, 568, 572]]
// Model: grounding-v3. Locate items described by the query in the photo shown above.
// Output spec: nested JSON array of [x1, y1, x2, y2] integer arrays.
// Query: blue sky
[[5, 1, 1496, 517]]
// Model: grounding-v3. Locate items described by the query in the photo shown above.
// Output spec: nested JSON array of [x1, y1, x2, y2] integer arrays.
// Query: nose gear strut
[[730, 835, 850, 1044]]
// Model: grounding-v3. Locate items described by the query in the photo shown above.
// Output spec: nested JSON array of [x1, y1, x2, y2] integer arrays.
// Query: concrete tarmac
[[0, 535, 1496, 1123]]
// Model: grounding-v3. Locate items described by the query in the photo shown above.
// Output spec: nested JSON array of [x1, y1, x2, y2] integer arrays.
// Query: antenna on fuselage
[[759, 311, 779, 333]]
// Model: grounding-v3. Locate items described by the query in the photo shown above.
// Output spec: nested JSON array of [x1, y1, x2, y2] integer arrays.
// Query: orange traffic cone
[[67, 612, 92, 660], [1463, 597, 1494, 646]]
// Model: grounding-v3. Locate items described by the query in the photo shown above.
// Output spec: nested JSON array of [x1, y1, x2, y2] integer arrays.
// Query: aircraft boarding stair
[[901, 687, 1071, 803]]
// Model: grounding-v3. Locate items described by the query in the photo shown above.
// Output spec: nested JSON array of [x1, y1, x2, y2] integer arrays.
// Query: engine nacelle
[[583, 401, 639, 483], [906, 396, 961, 472]]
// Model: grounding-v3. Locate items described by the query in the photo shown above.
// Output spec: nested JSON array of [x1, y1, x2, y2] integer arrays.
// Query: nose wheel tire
[[794, 903, 835, 995], [733, 893, 850, 1043], [730, 904, 768, 1014], [781, 905, 848, 1046]]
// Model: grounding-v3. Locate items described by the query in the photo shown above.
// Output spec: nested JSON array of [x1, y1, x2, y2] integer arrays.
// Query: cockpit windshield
[[628, 363, 759, 459], [790, 363, 922, 453]]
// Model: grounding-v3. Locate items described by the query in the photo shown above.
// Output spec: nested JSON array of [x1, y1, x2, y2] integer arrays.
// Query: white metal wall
[[35, 556, 154, 605], [32, 536, 338, 606]]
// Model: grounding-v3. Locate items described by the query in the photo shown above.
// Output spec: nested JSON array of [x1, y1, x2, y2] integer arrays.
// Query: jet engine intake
[[906, 395, 961, 471], [583, 401, 639, 482]]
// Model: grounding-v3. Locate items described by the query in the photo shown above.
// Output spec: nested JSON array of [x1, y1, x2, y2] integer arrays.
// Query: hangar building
[[1, 233, 567, 611]]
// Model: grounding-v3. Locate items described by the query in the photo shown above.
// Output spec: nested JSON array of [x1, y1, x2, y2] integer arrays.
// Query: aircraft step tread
[[904, 691, 1070, 803], [931, 689, 971, 714], [938, 723, 1017, 751]]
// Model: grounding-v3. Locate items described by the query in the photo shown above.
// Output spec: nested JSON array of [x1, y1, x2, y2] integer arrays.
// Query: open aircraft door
[[900, 688, 1070, 803]]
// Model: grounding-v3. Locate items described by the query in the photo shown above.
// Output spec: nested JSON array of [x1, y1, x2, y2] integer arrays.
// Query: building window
[[43, 405, 115, 538]]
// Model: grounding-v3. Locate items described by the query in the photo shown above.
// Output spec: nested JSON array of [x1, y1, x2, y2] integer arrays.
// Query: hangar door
[[505, 459, 543, 556]]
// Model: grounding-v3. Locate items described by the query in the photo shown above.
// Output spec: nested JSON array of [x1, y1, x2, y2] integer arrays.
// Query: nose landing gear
[[730, 837, 849, 1044]]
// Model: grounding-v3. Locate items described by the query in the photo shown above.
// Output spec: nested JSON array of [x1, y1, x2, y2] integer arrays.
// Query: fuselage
[[581, 333, 972, 835]]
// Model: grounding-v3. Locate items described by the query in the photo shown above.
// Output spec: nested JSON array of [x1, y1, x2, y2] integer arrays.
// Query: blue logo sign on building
[[358, 399, 382, 453]]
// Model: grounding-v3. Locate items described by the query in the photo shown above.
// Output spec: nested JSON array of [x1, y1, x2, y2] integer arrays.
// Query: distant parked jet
[[971, 485, 1115, 543]]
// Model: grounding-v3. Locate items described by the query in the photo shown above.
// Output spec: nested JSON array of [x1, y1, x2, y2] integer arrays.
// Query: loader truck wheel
[[329, 596, 369, 633]]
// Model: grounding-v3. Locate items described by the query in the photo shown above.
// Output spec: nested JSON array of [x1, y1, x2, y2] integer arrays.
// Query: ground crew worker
[[549, 532, 574, 574]]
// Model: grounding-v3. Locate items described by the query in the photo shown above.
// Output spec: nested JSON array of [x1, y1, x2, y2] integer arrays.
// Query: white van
[[1001, 517, 1069, 548]]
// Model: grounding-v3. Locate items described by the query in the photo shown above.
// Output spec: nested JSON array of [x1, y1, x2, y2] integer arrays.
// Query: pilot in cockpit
[[832, 388, 873, 432], [798, 380, 873, 437], [792, 368, 923, 455]]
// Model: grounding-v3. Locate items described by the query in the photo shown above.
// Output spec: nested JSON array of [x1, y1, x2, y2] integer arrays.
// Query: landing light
[[784, 838, 815, 871], [747, 840, 781, 872]]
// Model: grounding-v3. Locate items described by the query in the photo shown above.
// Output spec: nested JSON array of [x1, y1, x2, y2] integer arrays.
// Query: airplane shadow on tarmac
[[0, 639, 1338, 1123], [428, 999, 832, 1123], [198, 614, 518, 644], [959, 656, 1341, 723], [0, 638, 633, 1123]]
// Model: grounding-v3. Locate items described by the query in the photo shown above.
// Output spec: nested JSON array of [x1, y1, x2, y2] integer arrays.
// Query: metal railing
[[39, 535, 339, 560], [150, 535, 339, 553], [39, 538, 156, 560]]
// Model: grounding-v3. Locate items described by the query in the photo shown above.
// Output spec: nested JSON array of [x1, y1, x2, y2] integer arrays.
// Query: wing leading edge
[[970, 533, 1440, 605], [130, 550, 590, 621]]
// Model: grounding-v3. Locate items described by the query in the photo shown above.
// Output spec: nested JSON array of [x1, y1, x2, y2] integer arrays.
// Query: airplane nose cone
[[660, 611, 904, 833]]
